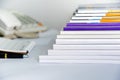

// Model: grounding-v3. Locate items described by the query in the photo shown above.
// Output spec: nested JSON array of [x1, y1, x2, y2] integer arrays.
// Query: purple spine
[[67, 23, 120, 26], [64, 27, 120, 31]]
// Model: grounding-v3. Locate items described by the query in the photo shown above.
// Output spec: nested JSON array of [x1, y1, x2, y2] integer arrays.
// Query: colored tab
[[4, 53, 7, 59], [100, 19, 120, 22], [106, 13, 120, 16], [109, 10, 120, 12], [102, 16, 120, 19]]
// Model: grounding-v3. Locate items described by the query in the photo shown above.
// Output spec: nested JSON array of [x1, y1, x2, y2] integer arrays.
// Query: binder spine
[[0, 52, 23, 58]]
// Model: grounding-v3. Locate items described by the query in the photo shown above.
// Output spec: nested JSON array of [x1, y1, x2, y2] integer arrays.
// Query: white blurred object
[[0, 9, 47, 38]]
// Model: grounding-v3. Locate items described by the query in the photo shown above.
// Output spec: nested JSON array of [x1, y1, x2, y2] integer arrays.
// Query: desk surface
[[1, 29, 120, 80]]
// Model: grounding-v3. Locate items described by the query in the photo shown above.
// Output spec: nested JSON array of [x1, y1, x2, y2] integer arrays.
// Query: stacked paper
[[39, 4, 120, 64]]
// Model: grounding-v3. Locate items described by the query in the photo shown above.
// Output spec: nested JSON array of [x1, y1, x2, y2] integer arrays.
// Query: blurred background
[[0, 0, 119, 30]]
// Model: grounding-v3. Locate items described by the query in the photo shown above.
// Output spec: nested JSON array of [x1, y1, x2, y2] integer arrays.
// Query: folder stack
[[39, 4, 120, 64]]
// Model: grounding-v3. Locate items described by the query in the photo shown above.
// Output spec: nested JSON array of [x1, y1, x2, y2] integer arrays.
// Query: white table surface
[[1, 29, 120, 80]]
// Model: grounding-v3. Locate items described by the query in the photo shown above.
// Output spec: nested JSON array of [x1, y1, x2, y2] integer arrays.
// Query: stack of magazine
[[39, 3, 120, 64]]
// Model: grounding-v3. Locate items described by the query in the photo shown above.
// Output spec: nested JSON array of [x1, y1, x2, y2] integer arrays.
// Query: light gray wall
[[0, 0, 119, 29]]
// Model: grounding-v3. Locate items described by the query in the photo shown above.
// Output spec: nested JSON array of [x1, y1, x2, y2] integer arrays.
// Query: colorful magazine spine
[[64, 27, 120, 31], [66, 23, 120, 26]]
